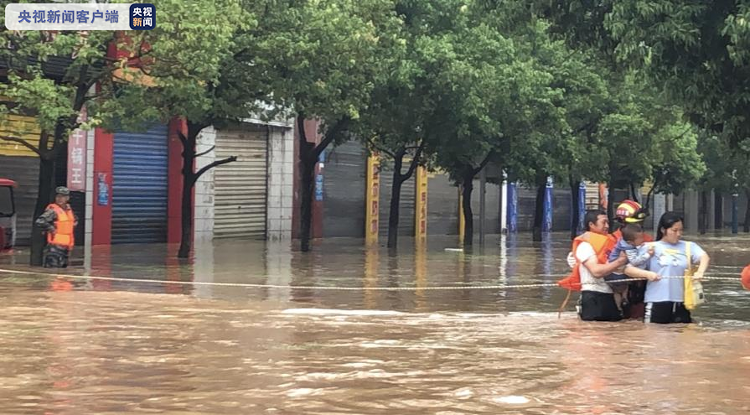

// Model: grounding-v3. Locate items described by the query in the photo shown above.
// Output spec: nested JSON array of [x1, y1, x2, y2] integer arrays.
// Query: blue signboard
[[543, 177, 553, 232], [97, 173, 109, 206], [507, 182, 517, 233], [315, 174, 324, 201]]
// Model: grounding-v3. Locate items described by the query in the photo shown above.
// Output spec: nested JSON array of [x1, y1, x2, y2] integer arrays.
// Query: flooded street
[[1, 233, 749, 414]]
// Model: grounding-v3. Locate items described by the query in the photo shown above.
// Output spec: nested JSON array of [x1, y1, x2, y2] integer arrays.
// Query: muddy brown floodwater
[[1, 233, 749, 414]]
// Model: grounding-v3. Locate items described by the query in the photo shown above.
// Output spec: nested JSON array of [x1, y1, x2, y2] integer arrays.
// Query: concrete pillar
[[653, 193, 666, 231], [707, 190, 716, 231], [193, 126, 216, 244], [84, 123, 95, 272], [714, 192, 724, 230], [732, 193, 739, 234], [684, 190, 699, 232], [479, 168, 486, 242], [266, 125, 295, 241], [500, 174, 507, 233]]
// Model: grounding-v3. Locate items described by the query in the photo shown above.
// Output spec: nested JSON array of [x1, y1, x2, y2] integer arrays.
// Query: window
[[0, 187, 15, 217]]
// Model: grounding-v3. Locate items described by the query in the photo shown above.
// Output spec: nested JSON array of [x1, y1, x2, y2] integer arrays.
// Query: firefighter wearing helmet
[[612, 200, 653, 319], [614, 200, 650, 227], [561, 199, 655, 320]]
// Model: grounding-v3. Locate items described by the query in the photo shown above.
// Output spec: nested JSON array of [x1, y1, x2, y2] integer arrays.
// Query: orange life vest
[[557, 232, 616, 291], [47, 204, 75, 249]]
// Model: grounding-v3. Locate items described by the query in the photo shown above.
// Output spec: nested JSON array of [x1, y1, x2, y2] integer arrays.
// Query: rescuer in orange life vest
[[560, 204, 660, 321], [35, 187, 77, 268]]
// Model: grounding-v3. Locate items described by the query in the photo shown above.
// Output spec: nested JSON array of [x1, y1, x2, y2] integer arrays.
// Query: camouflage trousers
[[43, 245, 70, 268]]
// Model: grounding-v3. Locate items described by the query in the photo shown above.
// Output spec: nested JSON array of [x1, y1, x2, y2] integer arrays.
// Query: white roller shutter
[[214, 124, 268, 239]]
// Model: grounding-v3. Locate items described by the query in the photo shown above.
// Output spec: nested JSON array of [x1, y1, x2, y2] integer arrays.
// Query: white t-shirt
[[576, 241, 612, 294]]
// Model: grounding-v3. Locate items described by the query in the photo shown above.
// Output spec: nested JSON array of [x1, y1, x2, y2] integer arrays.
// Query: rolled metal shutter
[[322, 141, 366, 238], [378, 165, 415, 237], [584, 182, 601, 209], [214, 124, 268, 239], [426, 173, 459, 235], [0, 155, 38, 245], [112, 125, 169, 244]]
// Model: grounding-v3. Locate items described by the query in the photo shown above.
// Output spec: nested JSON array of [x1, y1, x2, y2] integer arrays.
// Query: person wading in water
[[35, 187, 77, 268], [559, 210, 659, 321]]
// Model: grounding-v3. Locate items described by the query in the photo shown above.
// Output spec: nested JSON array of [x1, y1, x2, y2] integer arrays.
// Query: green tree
[[646, 123, 705, 207], [499, 20, 587, 241], [605, 0, 750, 155], [99, 0, 249, 258], [698, 133, 750, 232], [357, 0, 479, 249], [243, 0, 404, 252], [0, 28, 119, 265], [538, 1, 710, 224], [355, 12, 422, 250], [550, 52, 612, 239], [425, 23, 562, 246]]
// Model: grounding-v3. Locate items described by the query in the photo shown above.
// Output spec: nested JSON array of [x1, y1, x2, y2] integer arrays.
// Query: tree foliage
[[605, 1, 750, 152]]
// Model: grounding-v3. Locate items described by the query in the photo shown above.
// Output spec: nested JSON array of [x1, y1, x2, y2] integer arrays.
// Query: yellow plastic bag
[[684, 241, 706, 310]]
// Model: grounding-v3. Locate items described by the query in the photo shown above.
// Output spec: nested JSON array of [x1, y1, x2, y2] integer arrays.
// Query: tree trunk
[[532, 175, 546, 242], [26, 77, 88, 266], [569, 175, 579, 241], [175, 122, 236, 258], [178, 173, 194, 259], [176, 124, 235, 258], [630, 182, 640, 203], [387, 155, 404, 249], [479, 168, 486, 244], [744, 189, 750, 233], [462, 174, 474, 246], [299, 148, 315, 252], [294, 115, 351, 252], [177, 147, 194, 259], [177, 129, 196, 259], [30, 155, 55, 266]]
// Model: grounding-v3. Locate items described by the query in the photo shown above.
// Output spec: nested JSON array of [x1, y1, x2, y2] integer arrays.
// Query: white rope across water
[[0, 267, 744, 292]]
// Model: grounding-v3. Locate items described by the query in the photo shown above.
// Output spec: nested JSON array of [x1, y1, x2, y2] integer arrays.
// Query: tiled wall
[[194, 126, 216, 244], [267, 126, 294, 241], [84, 126, 95, 264], [192, 123, 294, 243]]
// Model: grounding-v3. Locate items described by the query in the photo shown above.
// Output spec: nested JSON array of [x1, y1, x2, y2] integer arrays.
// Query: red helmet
[[742, 265, 750, 291], [615, 200, 648, 223]]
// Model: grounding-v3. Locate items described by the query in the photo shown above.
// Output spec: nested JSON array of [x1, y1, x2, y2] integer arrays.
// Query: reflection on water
[[0, 232, 749, 413]]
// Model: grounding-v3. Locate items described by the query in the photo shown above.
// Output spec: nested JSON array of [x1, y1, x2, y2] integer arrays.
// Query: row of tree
[[1, 0, 749, 262]]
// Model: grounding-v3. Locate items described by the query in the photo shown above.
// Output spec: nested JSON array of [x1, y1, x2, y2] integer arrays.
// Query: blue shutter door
[[112, 125, 169, 244]]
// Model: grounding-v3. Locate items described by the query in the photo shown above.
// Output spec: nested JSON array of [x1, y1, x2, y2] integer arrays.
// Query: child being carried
[[605, 223, 654, 314]]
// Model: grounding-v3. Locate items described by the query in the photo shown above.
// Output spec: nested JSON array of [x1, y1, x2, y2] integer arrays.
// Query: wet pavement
[[1, 232, 749, 414]]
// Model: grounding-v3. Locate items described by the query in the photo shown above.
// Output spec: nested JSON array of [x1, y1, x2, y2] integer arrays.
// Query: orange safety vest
[[557, 232, 616, 291], [47, 204, 75, 249]]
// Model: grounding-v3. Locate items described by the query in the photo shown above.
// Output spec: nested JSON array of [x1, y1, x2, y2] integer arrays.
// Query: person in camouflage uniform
[[35, 187, 77, 268]]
